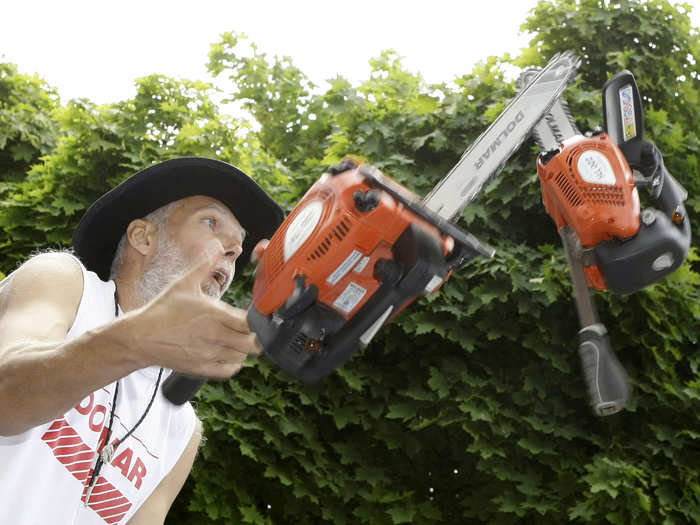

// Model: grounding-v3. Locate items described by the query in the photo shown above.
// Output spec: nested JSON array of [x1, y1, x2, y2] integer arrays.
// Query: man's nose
[[222, 239, 243, 260]]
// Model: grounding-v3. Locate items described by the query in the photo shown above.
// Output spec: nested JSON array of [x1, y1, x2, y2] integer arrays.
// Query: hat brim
[[72, 157, 285, 281]]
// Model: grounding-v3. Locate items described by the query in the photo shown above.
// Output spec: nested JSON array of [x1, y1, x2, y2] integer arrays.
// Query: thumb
[[251, 239, 269, 264]]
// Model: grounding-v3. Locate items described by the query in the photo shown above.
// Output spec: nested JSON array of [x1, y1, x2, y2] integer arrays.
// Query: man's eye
[[204, 218, 216, 229]]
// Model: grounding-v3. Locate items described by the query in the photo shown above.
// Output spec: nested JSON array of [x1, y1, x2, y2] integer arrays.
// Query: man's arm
[[0, 253, 142, 435], [0, 249, 261, 436], [127, 419, 203, 525]]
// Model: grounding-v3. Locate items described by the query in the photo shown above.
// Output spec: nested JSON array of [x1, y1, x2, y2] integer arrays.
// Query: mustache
[[211, 261, 236, 291], [137, 238, 235, 302]]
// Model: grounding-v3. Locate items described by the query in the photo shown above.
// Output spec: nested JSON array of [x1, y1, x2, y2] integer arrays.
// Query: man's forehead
[[173, 196, 246, 234], [174, 195, 232, 216], [201, 201, 231, 215]]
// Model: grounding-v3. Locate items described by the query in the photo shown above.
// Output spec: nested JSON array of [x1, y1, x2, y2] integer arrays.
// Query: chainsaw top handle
[[356, 164, 496, 269]]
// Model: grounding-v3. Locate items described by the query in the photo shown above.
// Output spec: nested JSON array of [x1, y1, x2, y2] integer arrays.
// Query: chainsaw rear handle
[[162, 373, 206, 405], [578, 324, 630, 416], [635, 141, 690, 236], [594, 140, 691, 295]]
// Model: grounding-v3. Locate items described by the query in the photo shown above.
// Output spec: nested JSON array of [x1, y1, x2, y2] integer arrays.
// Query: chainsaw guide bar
[[422, 51, 581, 221]]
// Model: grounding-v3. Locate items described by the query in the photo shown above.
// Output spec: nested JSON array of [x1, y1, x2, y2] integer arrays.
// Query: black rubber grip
[[578, 324, 630, 416], [161, 373, 207, 405]]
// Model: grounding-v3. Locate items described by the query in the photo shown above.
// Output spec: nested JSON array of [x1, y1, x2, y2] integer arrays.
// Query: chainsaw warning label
[[327, 250, 363, 285], [333, 282, 367, 314], [353, 256, 370, 274], [619, 84, 637, 142]]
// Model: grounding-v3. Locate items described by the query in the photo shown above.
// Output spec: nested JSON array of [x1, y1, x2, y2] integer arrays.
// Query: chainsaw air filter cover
[[538, 133, 640, 248]]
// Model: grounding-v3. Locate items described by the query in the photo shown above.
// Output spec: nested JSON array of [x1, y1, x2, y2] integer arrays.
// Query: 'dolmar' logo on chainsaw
[[472, 110, 525, 173]]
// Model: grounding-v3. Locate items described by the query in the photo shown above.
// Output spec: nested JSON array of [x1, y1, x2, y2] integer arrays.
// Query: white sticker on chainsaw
[[353, 256, 370, 274], [284, 200, 324, 261], [327, 250, 363, 285], [618, 83, 637, 142], [577, 151, 616, 186], [333, 282, 367, 314], [425, 274, 444, 293], [359, 305, 394, 346]]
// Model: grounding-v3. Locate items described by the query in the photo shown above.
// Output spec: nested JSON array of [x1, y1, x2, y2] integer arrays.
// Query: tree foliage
[[1, 1, 698, 523], [0, 62, 60, 183]]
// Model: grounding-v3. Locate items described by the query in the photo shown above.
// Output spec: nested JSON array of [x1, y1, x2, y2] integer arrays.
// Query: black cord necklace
[[84, 289, 163, 506]]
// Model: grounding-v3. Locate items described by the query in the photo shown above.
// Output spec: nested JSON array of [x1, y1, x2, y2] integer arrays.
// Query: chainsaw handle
[[655, 153, 690, 229], [161, 373, 206, 405], [629, 140, 691, 257], [578, 324, 630, 416]]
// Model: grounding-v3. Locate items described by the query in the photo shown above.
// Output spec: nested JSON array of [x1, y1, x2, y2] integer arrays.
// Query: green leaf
[[239, 505, 265, 524], [427, 366, 451, 399], [387, 506, 416, 524], [386, 403, 415, 421]]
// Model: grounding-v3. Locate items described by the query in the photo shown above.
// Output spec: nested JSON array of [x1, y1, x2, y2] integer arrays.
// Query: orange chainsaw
[[522, 69, 691, 415], [240, 52, 581, 385]]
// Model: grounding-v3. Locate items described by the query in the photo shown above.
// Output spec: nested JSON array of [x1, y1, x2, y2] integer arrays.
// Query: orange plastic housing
[[252, 166, 448, 318], [583, 265, 607, 291], [537, 133, 641, 289]]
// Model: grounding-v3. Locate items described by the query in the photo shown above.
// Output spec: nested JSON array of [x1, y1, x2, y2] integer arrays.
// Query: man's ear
[[126, 219, 158, 256]]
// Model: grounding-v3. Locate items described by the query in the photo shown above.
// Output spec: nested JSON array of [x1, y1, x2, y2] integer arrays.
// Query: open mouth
[[211, 269, 229, 291]]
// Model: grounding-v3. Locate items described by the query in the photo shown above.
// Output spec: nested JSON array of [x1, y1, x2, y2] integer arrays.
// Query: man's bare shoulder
[[0, 251, 84, 322], [4, 251, 83, 290]]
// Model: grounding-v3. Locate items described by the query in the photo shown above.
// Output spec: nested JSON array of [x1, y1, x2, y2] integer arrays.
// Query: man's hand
[[122, 246, 261, 378]]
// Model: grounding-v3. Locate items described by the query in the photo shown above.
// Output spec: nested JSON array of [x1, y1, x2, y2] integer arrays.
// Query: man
[[0, 157, 284, 523]]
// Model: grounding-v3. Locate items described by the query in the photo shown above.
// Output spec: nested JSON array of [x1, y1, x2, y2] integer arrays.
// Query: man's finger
[[251, 239, 269, 264], [208, 302, 252, 333], [195, 329, 262, 364]]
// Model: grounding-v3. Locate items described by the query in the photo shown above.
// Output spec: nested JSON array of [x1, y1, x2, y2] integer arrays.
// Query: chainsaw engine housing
[[248, 163, 473, 382], [538, 133, 690, 294]]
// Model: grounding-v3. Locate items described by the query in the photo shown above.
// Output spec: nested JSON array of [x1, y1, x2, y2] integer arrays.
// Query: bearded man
[[0, 157, 284, 524]]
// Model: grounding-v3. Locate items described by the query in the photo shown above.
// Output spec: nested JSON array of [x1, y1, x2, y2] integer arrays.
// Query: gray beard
[[136, 237, 221, 304]]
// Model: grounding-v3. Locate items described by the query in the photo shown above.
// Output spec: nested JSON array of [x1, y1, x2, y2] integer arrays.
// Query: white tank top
[[0, 255, 197, 524]]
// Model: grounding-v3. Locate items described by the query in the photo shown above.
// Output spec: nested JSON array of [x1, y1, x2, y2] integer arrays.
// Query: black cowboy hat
[[72, 157, 285, 281]]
